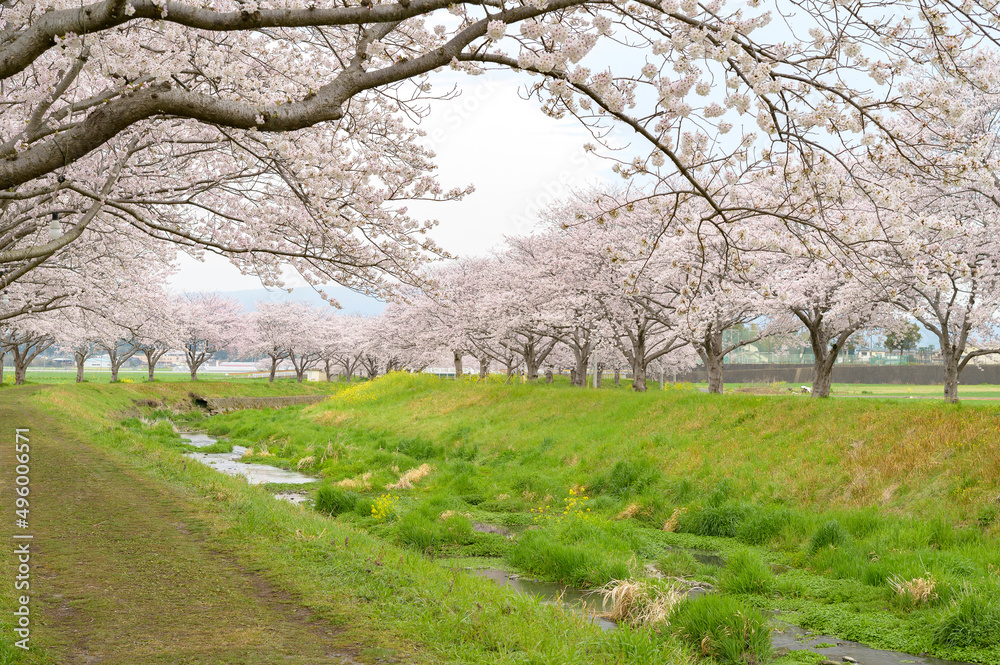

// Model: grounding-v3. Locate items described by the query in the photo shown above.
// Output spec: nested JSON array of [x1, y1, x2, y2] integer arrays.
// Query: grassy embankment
[[1, 379, 695, 665], [182, 374, 1000, 664], [5, 375, 1000, 664]]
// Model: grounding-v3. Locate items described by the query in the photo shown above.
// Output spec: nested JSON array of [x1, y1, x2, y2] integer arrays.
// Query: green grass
[[161, 372, 1000, 663], [13, 373, 1000, 664], [11, 380, 697, 665], [717, 551, 774, 595], [709, 381, 1000, 399], [670, 595, 772, 664]]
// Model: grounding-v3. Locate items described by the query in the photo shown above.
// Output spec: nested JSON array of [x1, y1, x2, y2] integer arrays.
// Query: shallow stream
[[178, 432, 315, 487], [472, 566, 973, 665], [175, 431, 974, 665]]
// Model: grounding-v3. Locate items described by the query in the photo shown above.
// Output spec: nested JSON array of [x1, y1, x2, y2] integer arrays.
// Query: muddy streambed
[[178, 432, 314, 501], [472, 567, 972, 665]]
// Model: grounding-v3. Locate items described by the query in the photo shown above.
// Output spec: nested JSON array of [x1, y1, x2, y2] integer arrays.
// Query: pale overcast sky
[[169, 70, 616, 294]]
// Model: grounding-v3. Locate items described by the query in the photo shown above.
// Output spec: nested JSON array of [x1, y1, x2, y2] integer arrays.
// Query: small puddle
[[179, 433, 316, 485], [690, 550, 725, 567], [472, 568, 975, 665], [470, 569, 617, 630], [273, 491, 310, 505]]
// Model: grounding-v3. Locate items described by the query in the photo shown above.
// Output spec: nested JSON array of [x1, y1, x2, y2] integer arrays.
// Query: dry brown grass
[[386, 463, 433, 490], [663, 507, 687, 532], [310, 410, 354, 427], [599, 579, 683, 628], [296, 456, 315, 470], [889, 574, 938, 606], [438, 510, 472, 521], [336, 471, 372, 491], [241, 445, 274, 459], [616, 503, 642, 520]]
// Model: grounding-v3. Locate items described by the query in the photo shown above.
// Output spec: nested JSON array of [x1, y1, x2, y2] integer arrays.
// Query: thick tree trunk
[[111, 365, 120, 382], [453, 350, 463, 379], [811, 356, 835, 398], [614, 368, 620, 386], [706, 354, 725, 394], [14, 363, 27, 385], [478, 357, 489, 381], [944, 356, 960, 403], [269, 357, 278, 382], [76, 357, 85, 383], [190, 369, 198, 381], [148, 364, 155, 382], [296, 370, 305, 383], [631, 362, 647, 392], [325, 360, 334, 382], [595, 363, 602, 388], [525, 356, 541, 382], [572, 352, 588, 387]]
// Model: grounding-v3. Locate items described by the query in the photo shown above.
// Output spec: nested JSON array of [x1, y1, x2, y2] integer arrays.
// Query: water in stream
[[179, 432, 316, 485], [472, 567, 974, 665]]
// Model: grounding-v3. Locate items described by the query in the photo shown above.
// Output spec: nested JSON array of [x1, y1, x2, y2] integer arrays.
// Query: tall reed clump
[[508, 530, 632, 587], [314, 485, 371, 517], [932, 590, 1000, 648], [808, 519, 849, 554], [670, 594, 772, 665], [718, 551, 774, 596]]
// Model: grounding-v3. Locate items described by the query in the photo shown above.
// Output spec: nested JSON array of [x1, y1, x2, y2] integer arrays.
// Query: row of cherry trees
[[0, 292, 397, 385], [3, 194, 997, 400], [367, 180, 1000, 402], [3, 0, 1000, 327]]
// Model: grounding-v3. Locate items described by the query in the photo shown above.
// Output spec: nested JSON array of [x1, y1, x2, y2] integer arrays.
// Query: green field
[[700, 381, 1000, 399], [4, 375, 1000, 665], [0, 369, 281, 385]]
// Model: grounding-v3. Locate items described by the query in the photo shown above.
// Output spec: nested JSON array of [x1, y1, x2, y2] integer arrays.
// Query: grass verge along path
[[6, 381, 688, 665], [0, 387, 358, 665]]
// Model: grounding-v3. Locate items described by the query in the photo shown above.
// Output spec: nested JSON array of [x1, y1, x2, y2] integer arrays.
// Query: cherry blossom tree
[[136, 302, 182, 382], [0, 316, 54, 385], [52, 308, 105, 383], [770, 253, 897, 398], [885, 202, 1000, 402], [280, 303, 331, 382], [322, 314, 370, 381], [247, 302, 296, 382], [504, 233, 603, 386], [3, 0, 997, 297], [548, 194, 692, 392], [174, 293, 244, 380]]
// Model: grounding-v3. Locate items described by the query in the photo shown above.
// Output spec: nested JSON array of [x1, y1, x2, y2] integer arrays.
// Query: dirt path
[[1, 388, 358, 665]]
